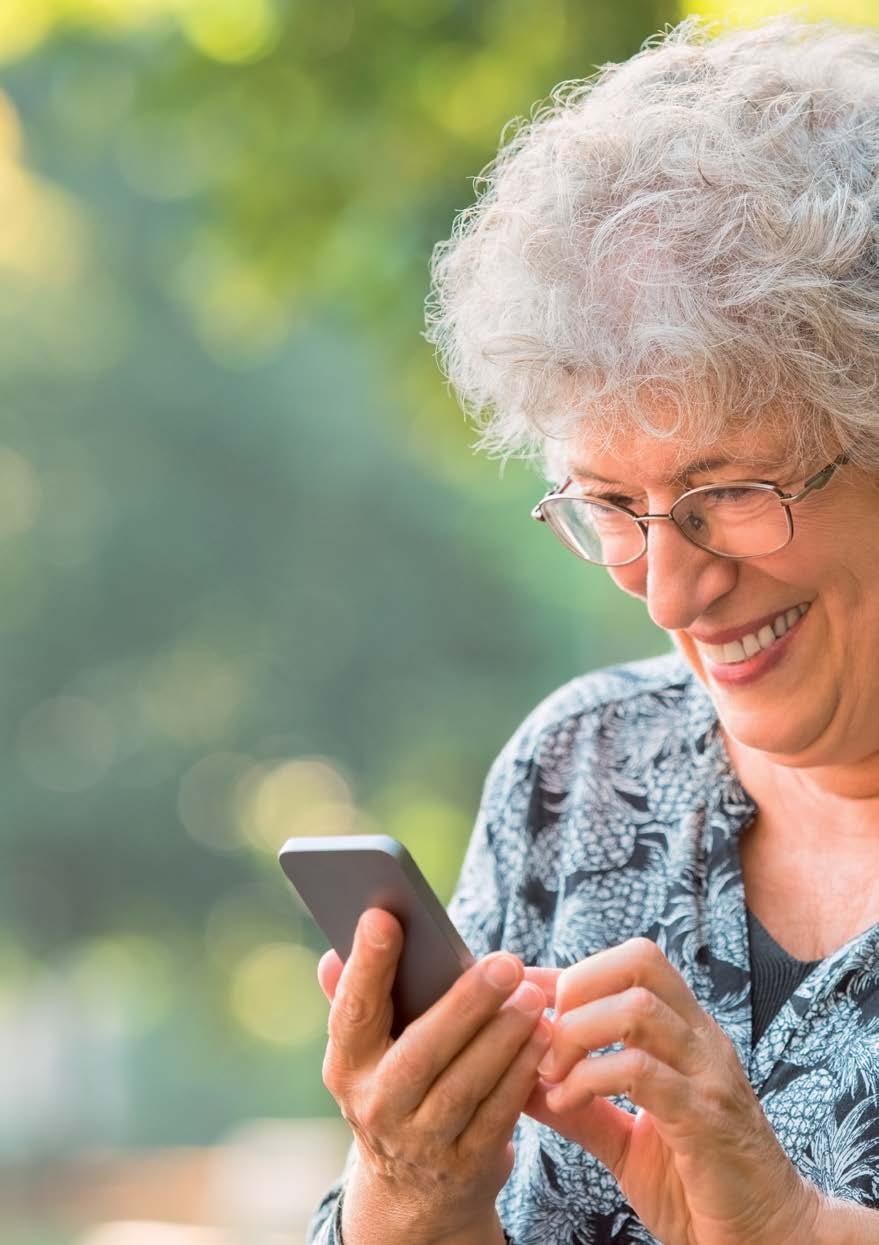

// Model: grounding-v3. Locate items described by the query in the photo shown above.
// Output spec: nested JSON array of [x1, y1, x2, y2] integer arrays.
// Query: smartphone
[[278, 834, 475, 1038]]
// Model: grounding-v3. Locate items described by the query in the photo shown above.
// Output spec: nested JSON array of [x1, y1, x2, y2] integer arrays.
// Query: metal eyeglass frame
[[530, 453, 849, 566]]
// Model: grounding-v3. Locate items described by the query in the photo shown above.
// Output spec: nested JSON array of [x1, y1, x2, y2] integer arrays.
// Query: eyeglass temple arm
[[531, 478, 572, 522], [779, 453, 849, 507]]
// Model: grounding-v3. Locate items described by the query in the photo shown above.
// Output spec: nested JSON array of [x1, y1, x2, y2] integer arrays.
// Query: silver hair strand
[[424, 15, 879, 479]]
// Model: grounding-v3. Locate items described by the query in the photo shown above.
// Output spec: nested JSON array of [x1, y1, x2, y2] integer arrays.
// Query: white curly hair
[[425, 16, 879, 480]]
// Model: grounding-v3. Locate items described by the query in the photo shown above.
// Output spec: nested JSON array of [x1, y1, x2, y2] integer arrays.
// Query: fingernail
[[509, 983, 544, 1016], [537, 1054, 556, 1079], [484, 955, 519, 989], [535, 1018, 553, 1047]]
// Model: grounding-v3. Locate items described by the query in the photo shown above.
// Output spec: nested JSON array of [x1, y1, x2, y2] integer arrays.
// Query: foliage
[[2, 0, 868, 1164]]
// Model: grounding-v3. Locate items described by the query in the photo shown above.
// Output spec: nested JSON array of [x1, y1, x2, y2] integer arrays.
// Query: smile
[[696, 604, 810, 666]]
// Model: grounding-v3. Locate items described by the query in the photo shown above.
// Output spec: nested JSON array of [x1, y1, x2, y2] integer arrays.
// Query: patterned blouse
[[307, 653, 879, 1245]]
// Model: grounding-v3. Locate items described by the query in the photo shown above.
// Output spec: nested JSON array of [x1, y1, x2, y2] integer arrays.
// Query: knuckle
[[468, 1097, 505, 1145], [700, 1063, 745, 1116], [555, 1010, 580, 1041], [623, 1046, 654, 1089], [712, 1019, 738, 1060], [429, 1078, 463, 1123], [622, 986, 657, 1033], [326, 1006, 349, 1046], [463, 968, 502, 1017], [691, 1015, 731, 1073], [331, 980, 373, 1031], [555, 964, 582, 1011], [699, 1082, 737, 1124], [684, 1029, 709, 1074], [628, 937, 662, 969], [703, 1081, 729, 1113], [689, 1025, 719, 1072], [389, 1036, 429, 1085]]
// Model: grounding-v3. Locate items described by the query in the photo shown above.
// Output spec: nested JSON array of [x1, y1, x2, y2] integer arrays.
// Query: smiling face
[[565, 424, 879, 768]]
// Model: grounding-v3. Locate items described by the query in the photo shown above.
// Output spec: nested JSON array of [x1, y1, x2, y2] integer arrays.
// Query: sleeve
[[440, 747, 532, 1245], [305, 739, 529, 1244], [445, 747, 517, 959], [304, 1140, 357, 1243]]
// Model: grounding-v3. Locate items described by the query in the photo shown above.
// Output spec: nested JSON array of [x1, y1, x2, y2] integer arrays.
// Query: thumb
[[524, 1079, 633, 1177]]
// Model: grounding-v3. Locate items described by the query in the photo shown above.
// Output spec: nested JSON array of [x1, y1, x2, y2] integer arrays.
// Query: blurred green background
[[1, 0, 871, 1241]]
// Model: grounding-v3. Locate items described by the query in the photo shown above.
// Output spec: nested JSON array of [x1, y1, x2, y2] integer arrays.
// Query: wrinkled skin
[[523, 939, 822, 1245], [317, 907, 551, 1245]]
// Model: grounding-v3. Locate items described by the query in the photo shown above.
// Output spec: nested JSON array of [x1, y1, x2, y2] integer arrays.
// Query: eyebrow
[[568, 455, 782, 486]]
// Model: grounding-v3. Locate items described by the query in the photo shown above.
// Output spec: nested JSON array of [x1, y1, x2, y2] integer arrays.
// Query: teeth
[[699, 604, 810, 665], [742, 634, 761, 658]]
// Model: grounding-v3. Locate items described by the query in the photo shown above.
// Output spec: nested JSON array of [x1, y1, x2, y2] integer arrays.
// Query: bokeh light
[[237, 757, 362, 855], [0, 93, 85, 283], [0, 0, 53, 62], [177, 0, 282, 64], [228, 942, 324, 1046], [171, 229, 291, 359], [67, 934, 175, 1037], [136, 648, 245, 745], [204, 884, 302, 970], [178, 752, 255, 854], [688, 0, 877, 21], [379, 784, 472, 900]]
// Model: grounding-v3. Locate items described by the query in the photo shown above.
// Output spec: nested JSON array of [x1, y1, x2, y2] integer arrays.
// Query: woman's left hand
[[523, 939, 823, 1245]]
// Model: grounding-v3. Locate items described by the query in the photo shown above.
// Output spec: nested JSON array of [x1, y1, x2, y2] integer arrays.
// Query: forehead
[[563, 424, 791, 486]]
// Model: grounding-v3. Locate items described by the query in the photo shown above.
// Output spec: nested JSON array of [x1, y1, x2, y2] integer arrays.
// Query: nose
[[622, 518, 738, 631]]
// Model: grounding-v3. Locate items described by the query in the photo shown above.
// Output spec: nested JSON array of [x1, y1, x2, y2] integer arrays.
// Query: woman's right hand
[[317, 907, 551, 1245]]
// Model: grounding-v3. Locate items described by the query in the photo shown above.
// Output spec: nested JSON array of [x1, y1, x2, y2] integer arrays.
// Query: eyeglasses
[[531, 454, 849, 566]]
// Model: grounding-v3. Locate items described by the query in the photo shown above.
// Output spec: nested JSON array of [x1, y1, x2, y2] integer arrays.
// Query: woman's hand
[[523, 939, 823, 1245], [317, 908, 552, 1245]]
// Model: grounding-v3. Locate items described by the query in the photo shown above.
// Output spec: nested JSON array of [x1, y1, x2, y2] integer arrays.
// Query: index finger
[[380, 950, 527, 1113], [326, 908, 403, 1072], [523, 966, 562, 1006], [555, 938, 703, 1027]]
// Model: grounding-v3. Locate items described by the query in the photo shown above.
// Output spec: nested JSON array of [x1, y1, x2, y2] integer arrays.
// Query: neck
[[723, 732, 879, 850], [727, 733, 879, 960]]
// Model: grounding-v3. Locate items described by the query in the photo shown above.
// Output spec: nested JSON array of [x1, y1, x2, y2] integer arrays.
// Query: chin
[[717, 701, 840, 766]]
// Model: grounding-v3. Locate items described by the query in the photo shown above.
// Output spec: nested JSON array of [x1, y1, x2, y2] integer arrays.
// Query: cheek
[[608, 563, 647, 599]]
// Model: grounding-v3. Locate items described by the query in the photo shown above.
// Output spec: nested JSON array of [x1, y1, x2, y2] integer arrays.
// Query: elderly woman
[[307, 16, 879, 1245]]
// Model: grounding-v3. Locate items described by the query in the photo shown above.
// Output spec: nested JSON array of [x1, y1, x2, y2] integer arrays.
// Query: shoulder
[[493, 650, 714, 776], [466, 651, 726, 963]]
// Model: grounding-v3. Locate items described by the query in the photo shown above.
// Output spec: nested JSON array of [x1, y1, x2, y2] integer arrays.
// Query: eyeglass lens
[[543, 486, 793, 565]]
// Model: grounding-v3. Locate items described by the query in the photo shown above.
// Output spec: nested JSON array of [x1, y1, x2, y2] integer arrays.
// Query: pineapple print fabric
[[307, 653, 879, 1244]]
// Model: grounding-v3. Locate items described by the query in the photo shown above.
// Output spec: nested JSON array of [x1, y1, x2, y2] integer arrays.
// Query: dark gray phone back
[[279, 834, 475, 1037]]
